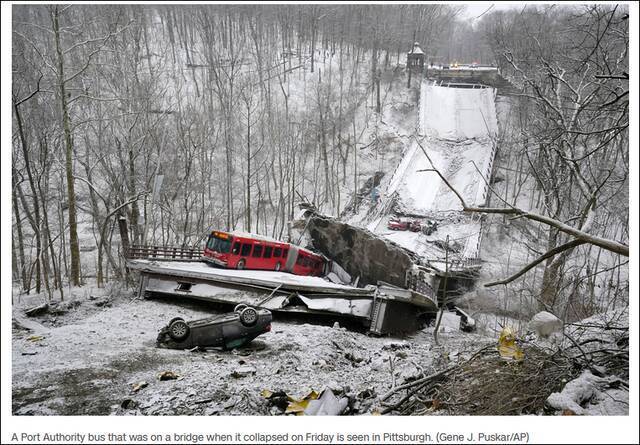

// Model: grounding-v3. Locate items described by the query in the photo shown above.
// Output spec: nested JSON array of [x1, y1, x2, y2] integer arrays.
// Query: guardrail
[[405, 267, 436, 298], [127, 244, 203, 261]]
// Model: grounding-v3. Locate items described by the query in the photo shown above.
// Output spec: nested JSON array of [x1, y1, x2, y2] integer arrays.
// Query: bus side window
[[232, 242, 241, 255], [296, 255, 304, 266], [264, 246, 273, 258], [282, 248, 289, 258], [241, 243, 252, 256], [252, 245, 263, 257], [274, 247, 282, 257]]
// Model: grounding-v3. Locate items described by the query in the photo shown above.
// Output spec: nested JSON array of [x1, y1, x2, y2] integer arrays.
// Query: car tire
[[237, 259, 246, 270], [168, 319, 190, 341], [275, 262, 281, 271], [234, 303, 247, 313], [239, 307, 258, 327]]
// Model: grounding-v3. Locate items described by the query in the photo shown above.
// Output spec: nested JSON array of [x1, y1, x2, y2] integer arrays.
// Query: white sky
[[459, 2, 524, 21]]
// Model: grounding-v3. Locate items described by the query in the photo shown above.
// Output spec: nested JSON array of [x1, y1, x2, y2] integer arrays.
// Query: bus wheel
[[275, 262, 281, 271], [237, 259, 246, 270]]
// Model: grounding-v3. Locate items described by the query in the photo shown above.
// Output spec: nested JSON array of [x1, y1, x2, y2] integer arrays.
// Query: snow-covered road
[[369, 82, 498, 263]]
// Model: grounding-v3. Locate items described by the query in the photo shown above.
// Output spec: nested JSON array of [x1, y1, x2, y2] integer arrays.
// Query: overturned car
[[156, 305, 272, 350]]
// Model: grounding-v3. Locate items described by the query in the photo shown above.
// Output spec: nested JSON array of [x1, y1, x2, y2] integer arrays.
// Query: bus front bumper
[[202, 256, 228, 267]]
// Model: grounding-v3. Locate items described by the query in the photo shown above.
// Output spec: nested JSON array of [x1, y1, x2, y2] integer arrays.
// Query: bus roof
[[212, 230, 324, 258], [211, 230, 287, 245]]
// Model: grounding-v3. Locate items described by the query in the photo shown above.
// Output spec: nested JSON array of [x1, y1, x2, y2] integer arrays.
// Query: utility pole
[[433, 235, 450, 345]]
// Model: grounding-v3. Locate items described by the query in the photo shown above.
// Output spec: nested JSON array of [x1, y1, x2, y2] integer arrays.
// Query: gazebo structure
[[406, 42, 425, 70]]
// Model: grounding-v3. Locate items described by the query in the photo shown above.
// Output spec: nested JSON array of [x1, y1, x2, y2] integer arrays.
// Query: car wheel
[[237, 259, 246, 270], [239, 307, 258, 327], [168, 319, 190, 341], [234, 303, 247, 313], [275, 262, 281, 271]]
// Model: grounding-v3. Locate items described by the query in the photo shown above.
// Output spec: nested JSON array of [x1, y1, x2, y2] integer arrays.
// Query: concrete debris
[[12, 316, 50, 334], [120, 398, 138, 410], [231, 366, 256, 378], [306, 214, 418, 288], [436, 311, 461, 333], [132, 381, 148, 393], [328, 260, 353, 285], [546, 370, 629, 415], [24, 303, 50, 317], [344, 351, 364, 364], [453, 306, 476, 332], [158, 371, 181, 381], [93, 297, 112, 308], [529, 311, 563, 338]]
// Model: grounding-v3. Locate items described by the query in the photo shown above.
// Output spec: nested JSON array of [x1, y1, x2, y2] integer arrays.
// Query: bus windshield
[[207, 235, 232, 253]]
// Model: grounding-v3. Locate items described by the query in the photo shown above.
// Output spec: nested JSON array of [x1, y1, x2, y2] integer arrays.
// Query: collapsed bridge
[[126, 80, 498, 333], [126, 243, 439, 335]]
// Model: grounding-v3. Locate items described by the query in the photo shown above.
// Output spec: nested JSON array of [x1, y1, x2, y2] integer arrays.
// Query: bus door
[[234, 240, 253, 269], [284, 245, 298, 272]]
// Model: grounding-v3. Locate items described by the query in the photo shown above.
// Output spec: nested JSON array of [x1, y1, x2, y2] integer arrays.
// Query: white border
[[2, 1, 638, 444]]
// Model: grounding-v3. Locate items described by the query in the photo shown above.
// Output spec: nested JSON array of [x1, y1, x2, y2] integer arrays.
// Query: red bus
[[203, 231, 326, 277]]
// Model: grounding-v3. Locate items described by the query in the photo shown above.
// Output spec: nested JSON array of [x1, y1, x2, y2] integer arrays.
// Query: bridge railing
[[405, 267, 437, 298], [127, 244, 203, 261]]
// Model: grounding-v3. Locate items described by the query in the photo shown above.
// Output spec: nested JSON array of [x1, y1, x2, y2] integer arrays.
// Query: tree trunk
[[52, 6, 81, 286], [13, 103, 42, 294], [12, 175, 28, 292], [246, 103, 252, 232]]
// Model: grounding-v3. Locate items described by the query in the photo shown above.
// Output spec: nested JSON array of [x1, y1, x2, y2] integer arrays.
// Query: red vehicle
[[387, 219, 421, 232], [203, 231, 326, 277]]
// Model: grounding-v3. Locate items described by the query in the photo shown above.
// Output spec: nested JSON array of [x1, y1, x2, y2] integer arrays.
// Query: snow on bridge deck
[[128, 259, 437, 323], [128, 259, 374, 296], [369, 82, 498, 265]]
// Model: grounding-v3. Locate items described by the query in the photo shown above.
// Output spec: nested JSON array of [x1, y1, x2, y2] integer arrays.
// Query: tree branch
[[417, 151, 629, 257], [484, 239, 587, 287]]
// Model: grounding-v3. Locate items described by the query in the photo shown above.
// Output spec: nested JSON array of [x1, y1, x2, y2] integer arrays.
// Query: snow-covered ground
[[12, 288, 487, 415], [13, 286, 627, 416]]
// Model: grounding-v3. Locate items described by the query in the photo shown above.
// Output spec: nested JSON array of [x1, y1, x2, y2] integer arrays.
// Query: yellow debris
[[497, 327, 524, 361], [284, 390, 320, 415]]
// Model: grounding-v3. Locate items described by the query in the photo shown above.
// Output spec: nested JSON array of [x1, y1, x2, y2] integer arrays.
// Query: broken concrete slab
[[304, 213, 419, 288], [436, 311, 461, 333], [231, 366, 256, 378], [24, 303, 50, 317], [12, 315, 51, 334], [529, 311, 563, 338]]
